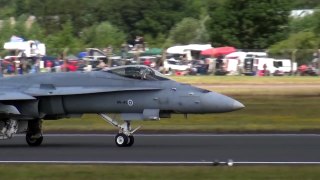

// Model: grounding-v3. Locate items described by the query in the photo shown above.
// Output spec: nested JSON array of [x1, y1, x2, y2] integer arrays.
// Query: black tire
[[115, 133, 128, 147], [126, 135, 134, 147], [26, 133, 43, 147]]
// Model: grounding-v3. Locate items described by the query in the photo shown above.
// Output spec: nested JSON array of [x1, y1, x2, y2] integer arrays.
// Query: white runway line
[[0, 161, 320, 165], [15, 134, 320, 137], [236, 162, 320, 165]]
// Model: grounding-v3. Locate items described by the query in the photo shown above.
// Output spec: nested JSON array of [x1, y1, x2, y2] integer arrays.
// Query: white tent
[[184, 44, 212, 51], [225, 52, 247, 60], [167, 44, 212, 60], [167, 44, 212, 54], [4, 40, 46, 57], [166, 46, 187, 54]]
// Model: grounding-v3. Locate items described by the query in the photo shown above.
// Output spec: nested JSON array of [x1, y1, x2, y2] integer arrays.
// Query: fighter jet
[[0, 65, 244, 147]]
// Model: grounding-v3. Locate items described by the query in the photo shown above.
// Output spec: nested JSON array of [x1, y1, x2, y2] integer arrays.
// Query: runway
[[0, 134, 320, 164]]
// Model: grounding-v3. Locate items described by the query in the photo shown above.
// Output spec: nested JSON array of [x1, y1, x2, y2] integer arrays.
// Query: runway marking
[[14, 134, 320, 137], [0, 161, 320, 165]]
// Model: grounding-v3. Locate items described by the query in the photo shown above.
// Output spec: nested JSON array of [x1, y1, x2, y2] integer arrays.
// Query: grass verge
[[171, 75, 320, 85], [1, 165, 320, 180]]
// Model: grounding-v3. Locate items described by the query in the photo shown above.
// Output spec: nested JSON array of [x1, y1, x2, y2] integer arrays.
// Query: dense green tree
[[291, 0, 320, 8], [99, 0, 191, 39], [26, 21, 46, 41], [0, 20, 15, 57], [269, 9, 320, 64], [207, 0, 291, 49], [12, 15, 30, 39], [81, 21, 126, 49], [45, 21, 84, 56], [0, 0, 15, 18], [13, 0, 30, 17], [289, 15, 318, 34], [268, 31, 317, 64], [168, 17, 209, 45], [144, 33, 168, 48], [0, 0, 317, 56], [25, 0, 92, 35]]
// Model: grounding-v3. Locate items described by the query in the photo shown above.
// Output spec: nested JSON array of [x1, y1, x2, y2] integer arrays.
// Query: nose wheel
[[115, 133, 135, 147], [99, 114, 140, 147]]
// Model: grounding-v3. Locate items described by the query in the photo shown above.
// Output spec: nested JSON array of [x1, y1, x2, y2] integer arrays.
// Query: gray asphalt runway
[[0, 134, 319, 163]]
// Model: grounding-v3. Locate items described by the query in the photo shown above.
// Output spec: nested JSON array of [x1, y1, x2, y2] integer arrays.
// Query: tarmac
[[0, 134, 319, 165]]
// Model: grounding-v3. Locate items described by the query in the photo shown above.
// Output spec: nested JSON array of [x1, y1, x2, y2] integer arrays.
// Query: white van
[[255, 58, 276, 75], [224, 51, 268, 75], [273, 59, 297, 74]]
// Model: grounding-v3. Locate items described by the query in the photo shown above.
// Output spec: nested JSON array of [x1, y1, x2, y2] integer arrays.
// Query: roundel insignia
[[127, 99, 134, 106]]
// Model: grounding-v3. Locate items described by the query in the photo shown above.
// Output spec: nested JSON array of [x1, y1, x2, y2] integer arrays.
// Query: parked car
[[163, 59, 190, 74]]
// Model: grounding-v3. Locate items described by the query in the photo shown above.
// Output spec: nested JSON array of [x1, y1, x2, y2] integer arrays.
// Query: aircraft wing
[[0, 92, 36, 117], [24, 85, 162, 96], [0, 92, 36, 101]]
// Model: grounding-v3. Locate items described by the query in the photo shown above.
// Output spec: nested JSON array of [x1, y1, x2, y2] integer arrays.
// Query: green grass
[[1, 165, 320, 180], [171, 75, 320, 84]]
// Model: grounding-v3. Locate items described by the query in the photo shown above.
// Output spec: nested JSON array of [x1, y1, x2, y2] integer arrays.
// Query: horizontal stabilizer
[[24, 86, 161, 96]]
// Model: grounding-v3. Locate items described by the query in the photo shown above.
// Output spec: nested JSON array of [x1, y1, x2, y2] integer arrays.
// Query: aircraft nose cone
[[233, 100, 245, 111], [200, 92, 245, 113]]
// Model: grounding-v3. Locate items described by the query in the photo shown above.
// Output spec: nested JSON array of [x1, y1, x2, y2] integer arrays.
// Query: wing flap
[[24, 86, 161, 96]]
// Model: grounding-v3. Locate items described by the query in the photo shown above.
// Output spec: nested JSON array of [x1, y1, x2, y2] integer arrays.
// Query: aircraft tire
[[115, 133, 128, 147], [26, 133, 43, 147], [126, 135, 134, 147]]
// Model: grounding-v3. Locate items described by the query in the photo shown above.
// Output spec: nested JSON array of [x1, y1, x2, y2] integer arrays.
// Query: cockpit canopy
[[105, 65, 169, 81]]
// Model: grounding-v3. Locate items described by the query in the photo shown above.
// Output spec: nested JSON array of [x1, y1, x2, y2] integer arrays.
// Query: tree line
[[0, 0, 319, 63]]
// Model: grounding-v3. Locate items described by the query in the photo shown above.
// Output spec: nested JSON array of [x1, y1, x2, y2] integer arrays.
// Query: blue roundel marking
[[127, 99, 134, 106]]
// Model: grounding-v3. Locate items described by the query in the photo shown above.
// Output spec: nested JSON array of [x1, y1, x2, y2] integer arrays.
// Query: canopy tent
[[184, 44, 212, 51], [166, 46, 187, 54], [201, 46, 236, 57], [78, 52, 87, 59], [225, 52, 246, 59], [142, 48, 162, 56], [66, 54, 79, 60], [167, 44, 212, 54]]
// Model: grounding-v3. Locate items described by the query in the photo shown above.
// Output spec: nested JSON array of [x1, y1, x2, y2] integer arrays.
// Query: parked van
[[273, 59, 297, 75], [224, 51, 268, 75]]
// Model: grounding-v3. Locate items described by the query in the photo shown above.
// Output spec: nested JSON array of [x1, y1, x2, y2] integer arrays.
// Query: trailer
[[4, 40, 46, 57]]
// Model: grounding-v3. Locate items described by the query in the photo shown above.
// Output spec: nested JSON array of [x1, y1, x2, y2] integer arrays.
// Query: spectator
[[263, 63, 268, 76], [143, 58, 151, 67], [61, 59, 69, 72], [97, 59, 106, 69], [121, 42, 129, 60], [46, 60, 53, 72]]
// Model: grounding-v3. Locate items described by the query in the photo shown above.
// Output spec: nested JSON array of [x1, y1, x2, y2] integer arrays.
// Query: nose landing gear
[[99, 113, 140, 147], [115, 133, 135, 147]]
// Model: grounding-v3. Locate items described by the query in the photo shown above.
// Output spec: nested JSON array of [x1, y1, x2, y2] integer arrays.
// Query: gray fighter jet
[[0, 65, 244, 147]]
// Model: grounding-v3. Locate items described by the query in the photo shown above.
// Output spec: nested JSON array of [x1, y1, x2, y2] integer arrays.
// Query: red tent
[[201, 46, 236, 57]]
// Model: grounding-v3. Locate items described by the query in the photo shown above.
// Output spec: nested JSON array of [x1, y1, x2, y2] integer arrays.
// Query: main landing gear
[[99, 114, 140, 147], [26, 119, 43, 146]]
